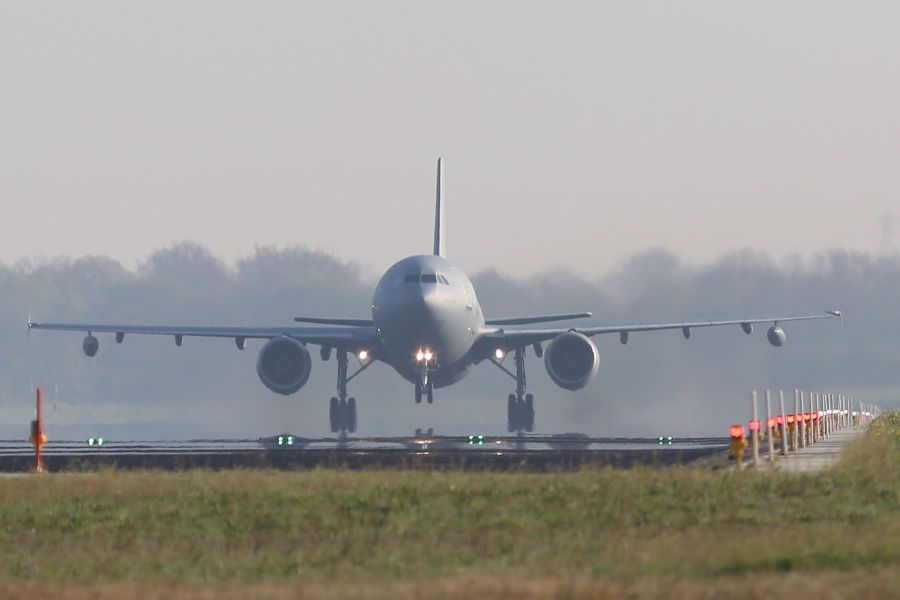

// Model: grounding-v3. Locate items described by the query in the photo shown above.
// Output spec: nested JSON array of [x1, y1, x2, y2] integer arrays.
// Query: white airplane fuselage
[[372, 254, 484, 388]]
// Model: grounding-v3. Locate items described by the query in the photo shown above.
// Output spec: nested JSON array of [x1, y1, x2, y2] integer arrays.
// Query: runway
[[0, 435, 727, 471]]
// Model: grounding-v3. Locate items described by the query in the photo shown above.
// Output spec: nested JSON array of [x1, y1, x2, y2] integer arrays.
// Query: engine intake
[[767, 326, 786, 347], [256, 336, 312, 395], [82, 335, 99, 357], [544, 331, 600, 391]]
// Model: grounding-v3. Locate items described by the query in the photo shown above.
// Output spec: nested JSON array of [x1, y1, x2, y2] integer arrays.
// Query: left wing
[[27, 320, 377, 350], [485, 312, 592, 326], [479, 310, 842, 348]]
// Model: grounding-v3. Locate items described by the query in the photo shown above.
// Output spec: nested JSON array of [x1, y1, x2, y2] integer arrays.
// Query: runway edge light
[[29, 387, 47, 473], [729, 424, 747, 470]]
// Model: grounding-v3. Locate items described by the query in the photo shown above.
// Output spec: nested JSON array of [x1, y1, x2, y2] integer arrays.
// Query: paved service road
[[775, 427, 866, 473]]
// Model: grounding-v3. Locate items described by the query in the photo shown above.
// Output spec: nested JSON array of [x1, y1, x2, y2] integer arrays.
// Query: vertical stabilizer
[[433, 157, 445, 256]]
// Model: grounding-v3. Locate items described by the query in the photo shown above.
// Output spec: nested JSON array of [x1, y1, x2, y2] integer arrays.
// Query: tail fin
[[433, 157, 445, 256]]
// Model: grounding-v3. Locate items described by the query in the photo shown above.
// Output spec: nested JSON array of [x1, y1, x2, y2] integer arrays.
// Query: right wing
[[27, 320, 377, 350]]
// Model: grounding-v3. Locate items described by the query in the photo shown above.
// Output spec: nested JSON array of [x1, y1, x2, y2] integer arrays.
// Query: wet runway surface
[[0, 435, 728, 471]]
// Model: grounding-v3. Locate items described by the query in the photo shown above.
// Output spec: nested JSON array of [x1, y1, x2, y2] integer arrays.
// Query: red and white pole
[[30, 386, 46, 473]]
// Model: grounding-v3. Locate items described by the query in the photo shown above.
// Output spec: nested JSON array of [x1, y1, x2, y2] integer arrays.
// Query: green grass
[[1, 414, 898, 598]]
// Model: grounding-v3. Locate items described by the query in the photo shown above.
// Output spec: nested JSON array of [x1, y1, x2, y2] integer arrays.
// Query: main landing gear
[[493, 347, 535, 432], [328, 349, 373, 434]]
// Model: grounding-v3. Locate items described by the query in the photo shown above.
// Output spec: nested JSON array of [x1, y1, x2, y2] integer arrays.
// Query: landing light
[[424, 351, 433, 361], [416, 351, 425, 361], [358, 350, 368, 361], [495, 348, 504, 360]]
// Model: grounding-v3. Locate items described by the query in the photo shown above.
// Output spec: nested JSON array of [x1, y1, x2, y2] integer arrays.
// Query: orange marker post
[[730, 424, 747, 470], [28, 387, 47, 473]]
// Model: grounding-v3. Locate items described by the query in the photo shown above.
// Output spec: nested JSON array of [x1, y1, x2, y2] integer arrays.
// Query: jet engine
[[544, 331, 600, 391], [82, 335, 99, 357], [767, 325, 786, 347], [256, 336, 312, 395]]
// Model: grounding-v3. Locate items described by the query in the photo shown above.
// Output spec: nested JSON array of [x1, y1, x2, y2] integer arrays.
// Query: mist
[[1, 242, 896, 440]]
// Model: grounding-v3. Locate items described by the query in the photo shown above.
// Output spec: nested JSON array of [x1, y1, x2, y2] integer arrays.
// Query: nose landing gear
[[414, 364, 434, 404]]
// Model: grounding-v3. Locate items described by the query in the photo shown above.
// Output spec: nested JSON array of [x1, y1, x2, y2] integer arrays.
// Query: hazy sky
[[2, 2, 899, 277]]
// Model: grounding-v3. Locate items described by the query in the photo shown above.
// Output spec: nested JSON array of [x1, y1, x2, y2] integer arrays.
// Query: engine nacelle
[[256, 336, 312, 395], [82, 335, 99, 357], [767, 326, 786, 347], [544, 331, 600, 391]]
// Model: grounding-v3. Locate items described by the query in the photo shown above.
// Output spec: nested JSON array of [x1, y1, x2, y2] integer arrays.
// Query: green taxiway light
[[468, 435, 485, 446], [657, 436, 674, 445], [87, 437, 105, 447]]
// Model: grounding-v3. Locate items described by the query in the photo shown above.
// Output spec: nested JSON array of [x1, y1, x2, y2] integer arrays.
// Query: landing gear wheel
[[426, 386, 434, 404], [347, 397, 357, 433], [415, 385, 423, 404], [507, 394, 518, 432], [338, 398, 349, 433], [329, 397, 340, 433], [524, 394, 535, 432]]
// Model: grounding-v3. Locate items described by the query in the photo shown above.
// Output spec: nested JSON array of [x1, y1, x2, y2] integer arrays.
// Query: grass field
[[1, 414, 897, 599]]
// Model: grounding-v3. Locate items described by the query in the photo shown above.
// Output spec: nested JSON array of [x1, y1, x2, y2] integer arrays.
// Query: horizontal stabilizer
[[293, 317, 374, 327], [485, 313, 592, 326]]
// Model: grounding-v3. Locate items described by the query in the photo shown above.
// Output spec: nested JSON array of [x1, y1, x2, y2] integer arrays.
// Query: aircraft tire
[[525, 394, 534, 432], [347, 397, 357, 433], [507, 395, 518, 432], [329, 397, 340, 433]]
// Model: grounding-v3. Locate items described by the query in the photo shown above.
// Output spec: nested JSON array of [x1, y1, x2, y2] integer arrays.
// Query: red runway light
[[748, 420, 761, 432], [767, 418, 776, 429], [804, 413, 812, 422], [776, 415, 784, 425], [786, 415, 795, 424], [730, 425, 744, 439]]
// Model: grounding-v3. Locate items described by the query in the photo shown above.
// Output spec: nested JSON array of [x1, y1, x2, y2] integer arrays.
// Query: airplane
[[28, 158, 842, 433]]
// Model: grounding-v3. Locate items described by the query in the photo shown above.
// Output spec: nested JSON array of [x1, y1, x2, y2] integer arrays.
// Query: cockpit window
[[403, 273, 448, 284]]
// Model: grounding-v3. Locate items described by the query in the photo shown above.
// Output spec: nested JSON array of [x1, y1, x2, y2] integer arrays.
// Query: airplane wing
[[485, 312, 592, 326], [27, 320, 378, 350], [479, 310, 842, 348]]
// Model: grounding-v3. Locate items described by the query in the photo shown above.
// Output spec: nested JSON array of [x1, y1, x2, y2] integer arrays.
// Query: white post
[[751, 391, 760, 467], [833, 394, 838, 431], [828, 394, 833, 434], [766, 390, 775, 462], [799, 391, 806, 449], [814, 393, 820, 443], [779, 390, 788, 456]]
